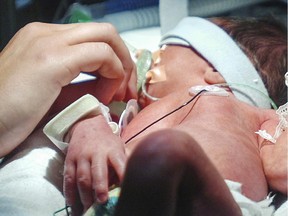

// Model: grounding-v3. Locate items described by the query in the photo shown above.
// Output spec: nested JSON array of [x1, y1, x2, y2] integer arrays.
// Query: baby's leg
[[115, 129, 241, 216]]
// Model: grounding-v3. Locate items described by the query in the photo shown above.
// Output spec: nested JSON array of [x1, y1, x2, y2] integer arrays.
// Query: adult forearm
[[0, 90, 58, 157]]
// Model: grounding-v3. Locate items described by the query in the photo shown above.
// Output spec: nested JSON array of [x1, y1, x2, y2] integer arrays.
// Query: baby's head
[[160, 16, 287, 108], [211, 16, 287, 108]]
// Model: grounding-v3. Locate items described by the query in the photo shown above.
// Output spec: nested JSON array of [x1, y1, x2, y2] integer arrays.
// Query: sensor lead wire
[[125, 90, 206, 144]]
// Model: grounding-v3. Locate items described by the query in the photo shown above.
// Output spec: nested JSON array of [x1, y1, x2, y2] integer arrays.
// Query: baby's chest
[[121, 102, 180, 143]]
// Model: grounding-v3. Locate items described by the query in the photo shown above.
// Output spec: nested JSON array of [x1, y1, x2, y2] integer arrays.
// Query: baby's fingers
[[63, 160, 77, 206], [76, 159, 94, 211], [109, 150, 127, 182], [91, 155, 109, 204]]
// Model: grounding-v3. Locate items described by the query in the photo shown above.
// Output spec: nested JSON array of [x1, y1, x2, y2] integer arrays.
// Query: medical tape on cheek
[[43, 94, 120, 154], [146, 65, 167, 84], [145, 47, 167, 84]]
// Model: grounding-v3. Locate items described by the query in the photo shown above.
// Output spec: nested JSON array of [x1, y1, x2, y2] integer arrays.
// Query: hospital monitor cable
[[124, 89, 207, 144]]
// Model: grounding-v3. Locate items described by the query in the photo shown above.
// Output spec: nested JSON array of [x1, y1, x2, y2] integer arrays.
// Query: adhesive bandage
[[146, 65, 167, 84]]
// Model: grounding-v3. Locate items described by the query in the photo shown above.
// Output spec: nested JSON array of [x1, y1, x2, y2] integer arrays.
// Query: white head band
[[160, 17, 271, 109]]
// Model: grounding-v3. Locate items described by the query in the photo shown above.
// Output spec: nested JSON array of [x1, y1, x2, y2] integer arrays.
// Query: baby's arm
[[43, 94, 127, 212], [260, 125, 287, 195], [64, 115, 126, 211]]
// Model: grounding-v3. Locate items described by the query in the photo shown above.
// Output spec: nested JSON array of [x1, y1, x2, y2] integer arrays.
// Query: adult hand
[[64, 115, 127, 212], [0, 22, 136, 157]]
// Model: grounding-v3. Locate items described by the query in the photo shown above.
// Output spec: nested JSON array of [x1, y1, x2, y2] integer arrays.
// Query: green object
[[135, 49, 152, 91], [84, 187, 121, 216], [63, 4, 93, 24], [124, 41, 152, 91]]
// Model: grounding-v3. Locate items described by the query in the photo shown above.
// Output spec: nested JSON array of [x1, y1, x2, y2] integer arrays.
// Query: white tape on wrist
[[43, 94, 119, 153]]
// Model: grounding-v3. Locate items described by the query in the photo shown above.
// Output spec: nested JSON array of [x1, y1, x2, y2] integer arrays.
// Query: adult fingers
[[60, 22, 136, 98], [10, 22, 136, 102], [61, 23, 132, 71], [113, 62, 138, 101], [93, 77, 123, 104], [123, 64, 138, 101], [59, 42, 124, 82], [67, 42, 129, 102], [5, 22, 76, 50]]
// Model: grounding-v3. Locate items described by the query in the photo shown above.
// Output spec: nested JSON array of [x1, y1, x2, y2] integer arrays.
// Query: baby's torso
[[121, 90, 278, 201]]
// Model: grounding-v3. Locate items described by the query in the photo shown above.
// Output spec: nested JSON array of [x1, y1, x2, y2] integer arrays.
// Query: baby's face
[[139, 45, 211, 107]]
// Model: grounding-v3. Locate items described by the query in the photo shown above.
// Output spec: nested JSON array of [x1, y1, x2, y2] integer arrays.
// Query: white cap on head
[[160, 17, 271, 109]]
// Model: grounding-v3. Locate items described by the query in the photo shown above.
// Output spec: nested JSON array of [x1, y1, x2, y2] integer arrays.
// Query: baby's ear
[[204, 67, 226, 84]]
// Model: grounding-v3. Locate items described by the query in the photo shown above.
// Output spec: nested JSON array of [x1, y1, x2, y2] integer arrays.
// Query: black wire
[[53, 205, 70, 216], [124, 89, 206, 144], [65, 205, 70, 216]]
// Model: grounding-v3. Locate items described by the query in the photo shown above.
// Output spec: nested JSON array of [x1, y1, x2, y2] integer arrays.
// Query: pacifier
[[124, 41, 153, 91]]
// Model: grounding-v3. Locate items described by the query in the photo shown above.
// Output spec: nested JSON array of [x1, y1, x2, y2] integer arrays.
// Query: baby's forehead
[[153, 45, 212, 69]]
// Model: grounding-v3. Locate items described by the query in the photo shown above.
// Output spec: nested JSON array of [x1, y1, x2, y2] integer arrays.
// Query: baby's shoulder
[[259, 109, 279, 127], [256, 109, 281, 143]]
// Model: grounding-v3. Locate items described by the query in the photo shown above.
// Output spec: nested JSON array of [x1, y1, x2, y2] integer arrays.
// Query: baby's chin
[[137, 92, 149, 109], [137, 82, 162, 109]]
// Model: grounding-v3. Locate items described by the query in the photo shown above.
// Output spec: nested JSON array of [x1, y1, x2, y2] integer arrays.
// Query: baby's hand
[[63, 115, 126, 212], [260, 129, 287, 195]]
